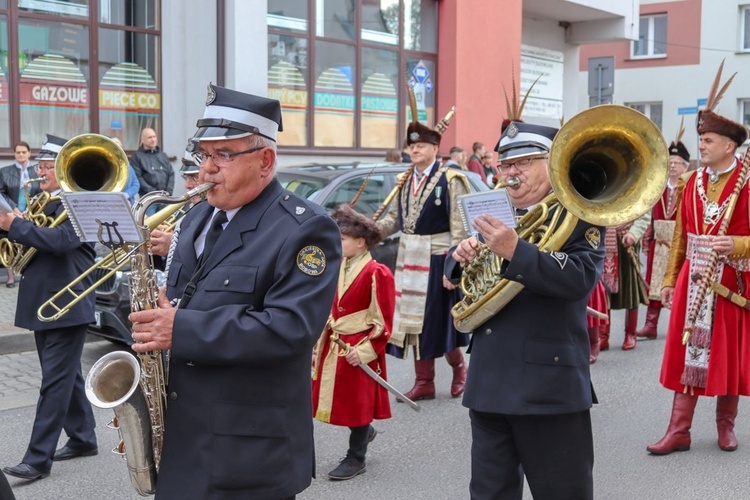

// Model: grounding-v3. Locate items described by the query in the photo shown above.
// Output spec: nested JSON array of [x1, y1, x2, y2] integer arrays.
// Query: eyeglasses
[[191, 146, 265, 167], [498, 156, 548, 173], [35, 164, 55, 172], [182, 174, 199, 182]]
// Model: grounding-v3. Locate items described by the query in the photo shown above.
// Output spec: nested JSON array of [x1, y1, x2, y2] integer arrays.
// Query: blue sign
[[425, 78, 433, 93], [678, 106, 698, 115], [413, 62, 429, 84], [408, 76, 417, 87], [110, 120, 122, 130], [697, 98, 707, 107]]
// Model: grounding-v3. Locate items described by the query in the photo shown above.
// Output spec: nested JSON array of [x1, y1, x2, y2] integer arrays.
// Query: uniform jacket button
[[485, 328, 492, 335], [169, 392, 178, 400], [223, 279, 229, 286], [516, 274, 524, 280], [553, 356, 560, 362]]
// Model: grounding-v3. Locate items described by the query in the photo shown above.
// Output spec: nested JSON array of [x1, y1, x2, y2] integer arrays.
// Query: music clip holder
[[61, 191, 143, 265]]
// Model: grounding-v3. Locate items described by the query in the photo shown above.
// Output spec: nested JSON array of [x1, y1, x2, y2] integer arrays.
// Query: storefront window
[[268, 0, 308, 33], [100, 0, 157, 29], [18, 19, 90, 147], [269, 34, 308, 146], [0, 17, 9, 148], [361, 48, 398, 148], [403, 0, 437, 52], [19, 0, 88, 18], [314, 41, 355, 147], [362, 0, 399, 46], [316, 0, 355, 41], [98, 28, 159, 149]]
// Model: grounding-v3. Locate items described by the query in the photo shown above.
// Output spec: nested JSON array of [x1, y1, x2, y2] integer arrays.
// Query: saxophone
[[85, 183, 214, 496]]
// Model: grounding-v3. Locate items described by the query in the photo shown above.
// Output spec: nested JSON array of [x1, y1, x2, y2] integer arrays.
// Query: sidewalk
[[0, 279, 35, 355]]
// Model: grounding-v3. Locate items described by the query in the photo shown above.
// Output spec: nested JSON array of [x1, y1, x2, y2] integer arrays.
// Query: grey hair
[[246, 134, 278, 170]]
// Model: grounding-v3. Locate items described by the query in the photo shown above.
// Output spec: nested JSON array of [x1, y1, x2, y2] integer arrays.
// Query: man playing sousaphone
[[636, 123, 690, 340], [648, 61, 750, 455], [446, 117, 605, 499]]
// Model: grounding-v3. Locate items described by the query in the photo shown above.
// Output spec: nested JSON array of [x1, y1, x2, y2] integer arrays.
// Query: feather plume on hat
[[668, 116, 690, 162], [696, 60, 748, 146], [405, 82, 442, 146], [500, 63, 540, 132]]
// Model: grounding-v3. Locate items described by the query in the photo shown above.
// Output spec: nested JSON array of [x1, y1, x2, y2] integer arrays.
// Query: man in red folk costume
[[312, 204, 396, 480], [636, 121, 691, 340], [648, 61, 750, 455]]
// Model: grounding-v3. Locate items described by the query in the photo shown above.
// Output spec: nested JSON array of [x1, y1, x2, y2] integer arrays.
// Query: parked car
[[89, 162, 488, 344]]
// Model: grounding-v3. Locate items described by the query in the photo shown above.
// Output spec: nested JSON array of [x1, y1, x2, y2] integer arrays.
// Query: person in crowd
[[378, 110, 470, 402], [1, 134, 98, 482], [401, 140, 412, 163], [647, 65, 750, 456], [385, 149, 402, 162], [636, 130, 690, 340], [130, 127, 175, 215], [599, 210, 651, 350], [482, 151, 498, 187], [128, 84, 341, 499], [467, 142, 487, 183], [446, 119, 604, 500], [587, 280, 609, 364], [150, 145, 205, 259], [312, 204, 395, 481], [110, 137, 140, 206], [0, 141, 39, 287], [444, 146, 467, 170]]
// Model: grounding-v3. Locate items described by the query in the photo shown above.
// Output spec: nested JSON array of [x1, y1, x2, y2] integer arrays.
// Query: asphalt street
[[1, 277, 749, 499]]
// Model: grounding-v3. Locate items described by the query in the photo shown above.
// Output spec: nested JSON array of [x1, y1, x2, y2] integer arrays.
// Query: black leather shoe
[[328, 456, 366, 480], [3, 463, 49, 480], [53, 444, 98, 461]]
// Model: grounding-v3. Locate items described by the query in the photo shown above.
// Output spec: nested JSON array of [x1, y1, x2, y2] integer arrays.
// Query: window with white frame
[[626, 102, 663, 131], [632, 14, 667, 58], [742, 99, 750, 141], [742, 5, 750, 52]]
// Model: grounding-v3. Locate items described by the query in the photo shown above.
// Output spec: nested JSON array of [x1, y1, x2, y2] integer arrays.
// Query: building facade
[[0, 0, 639, 182], [579, 0, 750, 160]]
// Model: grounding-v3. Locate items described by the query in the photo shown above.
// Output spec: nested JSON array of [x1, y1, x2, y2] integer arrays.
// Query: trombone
[[37, 183, 213, 322]]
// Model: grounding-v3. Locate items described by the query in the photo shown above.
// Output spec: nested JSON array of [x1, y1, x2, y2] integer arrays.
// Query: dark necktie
[[515, 208, 528, 217], [197, 210, 227, 267]]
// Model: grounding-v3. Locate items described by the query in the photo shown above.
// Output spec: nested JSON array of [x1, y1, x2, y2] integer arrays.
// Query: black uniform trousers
[[22, 324, 96, 472], [469, 409, 593, 500]]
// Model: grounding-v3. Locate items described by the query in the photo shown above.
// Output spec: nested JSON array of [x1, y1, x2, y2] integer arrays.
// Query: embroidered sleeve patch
[[585, 228, 601, 250], [297, 246, 326, 276], [550, 251, 568, 270]]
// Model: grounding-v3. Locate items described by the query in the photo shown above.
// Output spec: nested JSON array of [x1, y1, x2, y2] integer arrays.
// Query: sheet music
[[61, 192, 141, 243], [458, 189, 517, 236]]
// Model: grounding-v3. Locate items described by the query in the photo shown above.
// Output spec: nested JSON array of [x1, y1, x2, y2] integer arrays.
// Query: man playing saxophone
[[129, 84, 341, 499], [1, 134, 98, 482], [446, 121, 604, 500]]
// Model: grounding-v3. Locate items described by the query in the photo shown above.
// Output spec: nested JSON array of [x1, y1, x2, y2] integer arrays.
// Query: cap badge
[[206, 84, 216, 105], [186, 140, 196, 153], [295, 206, 306, 215], [507, 123, 519, 138], [297, 246, 326, 276], [409, 132, 420, 142]]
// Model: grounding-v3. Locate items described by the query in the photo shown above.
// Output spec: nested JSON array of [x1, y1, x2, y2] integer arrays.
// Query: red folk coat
[[312, 255, 395, 426], [660, 165, 750, 396]]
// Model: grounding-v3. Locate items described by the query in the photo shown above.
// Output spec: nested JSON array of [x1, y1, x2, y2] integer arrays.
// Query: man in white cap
[[1, 134, 98, 482], [447, 120, 604, 500], [130, 84, 341, 499]]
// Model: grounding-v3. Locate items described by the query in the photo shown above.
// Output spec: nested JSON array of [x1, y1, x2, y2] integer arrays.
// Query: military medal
[[434, 186, 442, 205], [703, 201, 722, 225]]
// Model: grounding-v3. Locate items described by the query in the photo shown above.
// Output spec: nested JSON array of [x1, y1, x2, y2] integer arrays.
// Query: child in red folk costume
[[312, 204, 396, 481]]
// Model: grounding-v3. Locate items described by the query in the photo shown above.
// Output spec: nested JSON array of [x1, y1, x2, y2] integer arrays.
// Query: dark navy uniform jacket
[[446, 215, 604, 415], [158, 178, 341, 500], [8, 197, 95, 331]]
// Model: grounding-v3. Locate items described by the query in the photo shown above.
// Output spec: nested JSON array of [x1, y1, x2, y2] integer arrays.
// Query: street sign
[[697, 98, 707, 106], [425, 78, 433, 93], [678, 106, 698, 115], [413, 61, 429, 84]]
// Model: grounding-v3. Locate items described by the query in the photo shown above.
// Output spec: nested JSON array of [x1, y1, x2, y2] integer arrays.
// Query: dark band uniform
[[7, 134, 97, 475], [157, 85, 341, 499], [446, 122, 604, 500]]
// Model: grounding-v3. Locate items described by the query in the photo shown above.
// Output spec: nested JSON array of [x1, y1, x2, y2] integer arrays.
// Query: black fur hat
[[331, 204, 383, 247]]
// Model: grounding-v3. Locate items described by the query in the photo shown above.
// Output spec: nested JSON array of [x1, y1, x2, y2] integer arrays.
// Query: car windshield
[[277, 174, 326, 200]]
